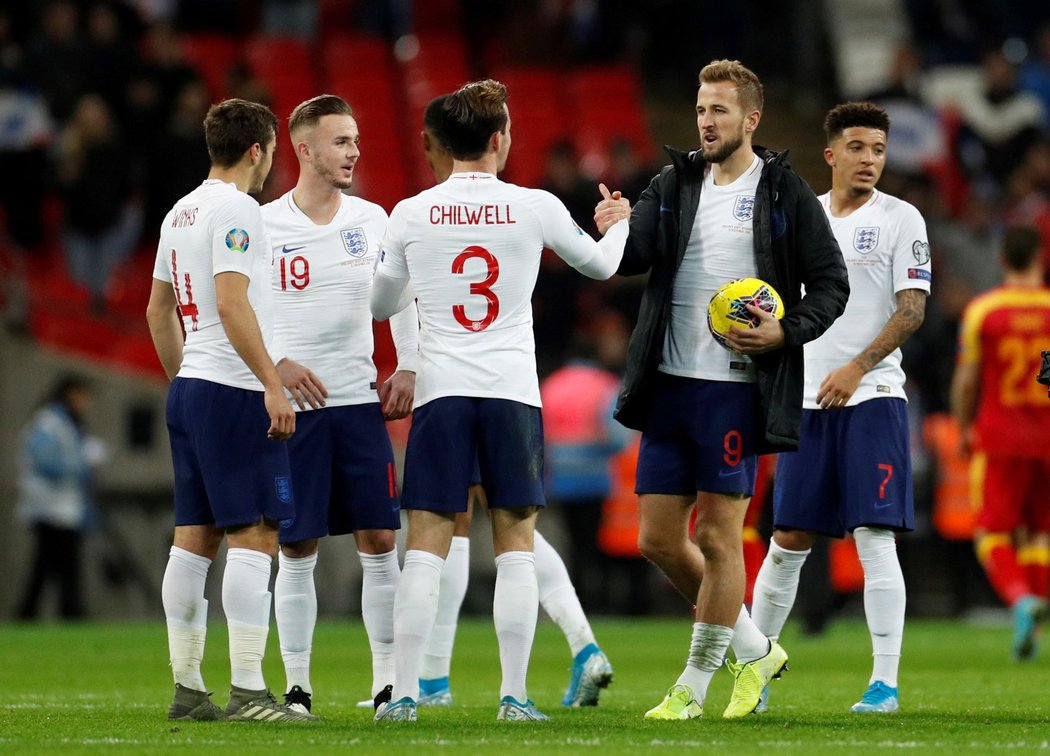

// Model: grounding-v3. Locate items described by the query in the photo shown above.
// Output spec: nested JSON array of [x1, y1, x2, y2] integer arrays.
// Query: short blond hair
[[288, 94, 353, 137], [699, 59, 764, 114]]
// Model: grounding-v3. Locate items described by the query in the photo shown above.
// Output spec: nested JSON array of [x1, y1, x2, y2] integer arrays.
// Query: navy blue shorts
[[773, 398, 914, 538], [166, 377, 294, 529], [402, 397, 545, 512], [635, 375, 760, 496], [279, 403, 401, 544]]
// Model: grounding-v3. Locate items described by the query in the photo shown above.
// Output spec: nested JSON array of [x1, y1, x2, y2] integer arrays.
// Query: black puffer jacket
[[614, 145, 849, 453]]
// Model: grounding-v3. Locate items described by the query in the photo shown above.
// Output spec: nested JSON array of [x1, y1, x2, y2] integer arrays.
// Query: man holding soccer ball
[[594, 59, 848, 720]]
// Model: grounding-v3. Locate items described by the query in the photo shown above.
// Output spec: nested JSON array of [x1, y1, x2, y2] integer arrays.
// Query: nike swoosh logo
[[718, 468, 743, 478], [281, 245, 305, 254], [874, 499, 895, 509]]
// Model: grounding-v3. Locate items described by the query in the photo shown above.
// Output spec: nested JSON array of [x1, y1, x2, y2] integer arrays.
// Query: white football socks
[[421, 536, 470, 681], [534, 530, 596, 657], [493, 550, 538, 702], [223, 547, 273, 692], [750, 539, 811, 641], [392, 550, 444, 702], [359, 548, 401, 696], [274, 551, 317, 694], [854, 527, 905, 688], [162, 546, 211, 691], [730, 604, 771, 663], [676, 622, 734, 703]]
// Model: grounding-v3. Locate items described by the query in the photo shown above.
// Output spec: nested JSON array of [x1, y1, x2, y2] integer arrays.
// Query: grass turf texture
[[1, 617, 1047, 753]]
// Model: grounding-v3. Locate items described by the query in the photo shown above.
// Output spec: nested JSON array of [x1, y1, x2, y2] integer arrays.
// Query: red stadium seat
[[182, 32, 237, 101]]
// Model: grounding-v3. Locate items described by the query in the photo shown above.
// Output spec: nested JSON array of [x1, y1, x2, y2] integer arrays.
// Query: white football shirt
[[263, 191, 417, 409], [374, 172, 626, 407], [153, 179, 273, 390], [661, 155, 762, 382], [804, 188, 931, 408]]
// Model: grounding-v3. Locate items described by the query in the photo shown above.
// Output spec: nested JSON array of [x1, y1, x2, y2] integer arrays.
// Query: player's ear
[[823, 146, 835, 167]]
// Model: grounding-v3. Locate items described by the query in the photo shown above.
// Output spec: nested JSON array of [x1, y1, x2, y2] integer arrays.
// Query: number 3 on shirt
[[451, 245, 500, 332]]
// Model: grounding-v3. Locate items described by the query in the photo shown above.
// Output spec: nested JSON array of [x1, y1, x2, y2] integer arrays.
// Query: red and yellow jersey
[[957, 285, 1050, 455]]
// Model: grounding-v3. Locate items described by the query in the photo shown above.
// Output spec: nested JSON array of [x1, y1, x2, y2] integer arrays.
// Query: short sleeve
[[211, 193, 265, 279], [892, 203, 932, 294], [153, 235, 172, 283]]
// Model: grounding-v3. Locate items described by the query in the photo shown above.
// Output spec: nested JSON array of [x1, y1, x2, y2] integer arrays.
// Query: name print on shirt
[[430, 204, 517, 226]]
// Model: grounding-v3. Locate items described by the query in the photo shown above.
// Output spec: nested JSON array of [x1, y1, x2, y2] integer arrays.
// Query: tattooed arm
[[815, 288, 927, 409]]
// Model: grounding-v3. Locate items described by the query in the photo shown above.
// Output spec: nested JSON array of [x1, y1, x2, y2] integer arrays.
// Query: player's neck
[[709, 144, 755, 186], [828, 185, 873, 217], [292, 180, 342, 225], [207, 166, 252, 194], [451, 155, 498, 177], [1004, 270, 1043, 287]]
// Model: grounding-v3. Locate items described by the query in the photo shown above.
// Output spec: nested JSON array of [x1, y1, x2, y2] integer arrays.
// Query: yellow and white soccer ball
[[707, 277, 785, 350]]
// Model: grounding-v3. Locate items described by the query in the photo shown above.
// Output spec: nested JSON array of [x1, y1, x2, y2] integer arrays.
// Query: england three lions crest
[[341, 227, 368, 257], [733, 195, 755, 222], [854, 226, 880, 254]]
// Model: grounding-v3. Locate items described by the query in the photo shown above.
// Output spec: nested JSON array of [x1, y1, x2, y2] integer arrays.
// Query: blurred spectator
[[16, 374, 106, 620], [0, 11, 53, 250], [262, 0, 317, 40], [138, 21, 199, 114], [929, 180, 1003, 298], [866, 42, 950, 179], [540, 312, 633, 611], [24, 1, 89, 124], [84, 2, 138, 121], [146, 79, 210, 229], [541, 139, 597, 235], [1002, 137, 1050, 268], [1020, 23, 1050, 115], [608, 137, 653, 204], [954, 49, 1046, 184], [56, 94, 142, 311], [534, 140, 601, 373]]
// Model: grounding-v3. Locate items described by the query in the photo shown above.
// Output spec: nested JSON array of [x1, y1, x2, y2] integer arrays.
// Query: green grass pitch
[[1, 616, 1048, 753]]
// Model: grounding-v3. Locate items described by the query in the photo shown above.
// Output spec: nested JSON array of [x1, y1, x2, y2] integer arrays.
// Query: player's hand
[[722, 304, 784, 354], [276, 358, 328, 410], [816, 362, 864, 409], [594, 182, 631, 236], [379, 369, 415, 420], [264, 385, 296, 440]]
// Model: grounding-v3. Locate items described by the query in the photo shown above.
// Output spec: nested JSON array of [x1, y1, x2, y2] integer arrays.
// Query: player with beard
[[262, 94, 419, 717], [593, 59, 848, 720]]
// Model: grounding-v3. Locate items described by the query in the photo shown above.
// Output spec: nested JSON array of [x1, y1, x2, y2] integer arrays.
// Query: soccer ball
[[707, 277, 785, 350]]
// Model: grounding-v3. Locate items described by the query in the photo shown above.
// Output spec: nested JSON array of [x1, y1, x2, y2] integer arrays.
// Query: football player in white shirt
[[370, 79, 629, 722], [411, 95, 613, 711], [750, 101, 930, 714], [146, 99, 311, 723], [262, 94, 419, 717]]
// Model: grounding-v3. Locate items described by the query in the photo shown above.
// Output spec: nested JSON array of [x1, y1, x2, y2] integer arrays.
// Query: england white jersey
[[263, 191, 408, 409], [375, 172, 626, 407], [804, 188, 931, 408], [153, 179, 274, 390], [661, 155, 762, 382]]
